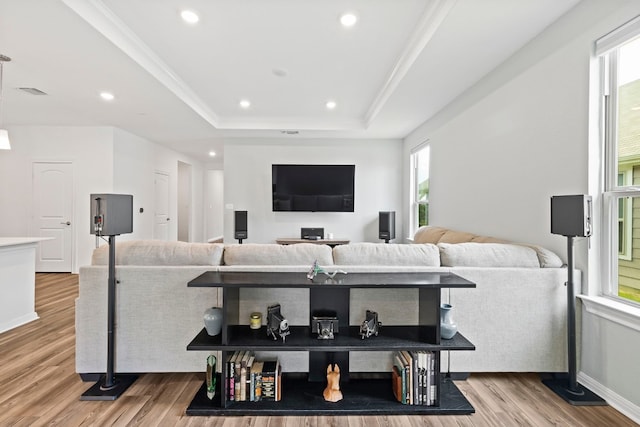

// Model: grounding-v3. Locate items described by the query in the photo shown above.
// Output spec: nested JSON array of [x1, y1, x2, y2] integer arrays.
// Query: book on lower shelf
[[261, 359, 281, 401], [226, 352, 280, 402], [392, 350, 437, 406]]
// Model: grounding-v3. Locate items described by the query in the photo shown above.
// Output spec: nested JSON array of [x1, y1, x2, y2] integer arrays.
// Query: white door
[[154, 171, 170, 240], [32, 162, 73, 272]]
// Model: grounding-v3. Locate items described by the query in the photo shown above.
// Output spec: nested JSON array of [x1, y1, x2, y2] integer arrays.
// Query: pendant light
[[0, 54, 12, 150]]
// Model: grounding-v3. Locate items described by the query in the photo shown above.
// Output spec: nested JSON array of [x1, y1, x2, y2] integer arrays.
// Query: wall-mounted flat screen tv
[[272, 164, 355, 212]]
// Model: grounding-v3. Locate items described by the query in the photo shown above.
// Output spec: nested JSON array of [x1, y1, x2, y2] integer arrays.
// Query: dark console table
[[276, 238, 350, 247], [186, 271, 475, 416]]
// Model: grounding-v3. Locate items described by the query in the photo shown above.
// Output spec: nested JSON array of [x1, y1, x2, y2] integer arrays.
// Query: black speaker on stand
[[234, 210, 248, 244], [543, 195, 605, 406], [379, 211, 395, 243], [82, 194, 137, 401]]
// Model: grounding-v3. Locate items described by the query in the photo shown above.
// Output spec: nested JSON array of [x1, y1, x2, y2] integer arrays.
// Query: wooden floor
[[0, 273, 637, 427]]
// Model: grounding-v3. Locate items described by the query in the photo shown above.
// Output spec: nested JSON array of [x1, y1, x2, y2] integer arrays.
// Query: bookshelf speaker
[[234, 210, 248, 241], [551, 195, 592, 237], [379, 211, 395, 243]]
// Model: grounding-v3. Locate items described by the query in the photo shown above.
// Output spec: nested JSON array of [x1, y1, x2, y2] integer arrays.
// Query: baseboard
[[0, 312, 39, 334], [578, 371, 640, 424]]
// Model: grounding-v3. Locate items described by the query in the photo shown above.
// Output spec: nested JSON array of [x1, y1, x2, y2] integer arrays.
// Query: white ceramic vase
[[204, 307, 223, 336], [440, 303, 458, 340]]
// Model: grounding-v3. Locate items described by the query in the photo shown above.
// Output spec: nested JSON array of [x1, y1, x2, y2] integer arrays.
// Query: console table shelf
[[188, 326, 475, 352], [185, 271, 476, 416], [186, 373, 473, 416]]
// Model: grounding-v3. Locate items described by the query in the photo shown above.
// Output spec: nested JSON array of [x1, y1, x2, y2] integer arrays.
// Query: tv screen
[[272, 164, 355, 212]]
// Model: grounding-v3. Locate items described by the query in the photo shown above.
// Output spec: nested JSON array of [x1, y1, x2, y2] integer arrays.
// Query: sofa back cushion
[[438, 242, 540, 268], [413, 225, 507, 244], [91, 240, 224, 266], [223, 243, 334, 266], [333, 243, 440, 266]]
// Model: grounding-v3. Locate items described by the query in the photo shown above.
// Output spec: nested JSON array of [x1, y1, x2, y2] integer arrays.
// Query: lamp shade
[[0, 129, 10, 150]]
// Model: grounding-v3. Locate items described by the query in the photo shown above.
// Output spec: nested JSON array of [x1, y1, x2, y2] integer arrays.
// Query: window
[[410, 144, 430, 235], [598, 17, 640, 305]]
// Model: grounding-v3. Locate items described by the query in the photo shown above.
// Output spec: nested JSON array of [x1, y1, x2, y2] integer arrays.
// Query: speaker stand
[[81, 235, 137, 401], [542, 236, 605, 406]]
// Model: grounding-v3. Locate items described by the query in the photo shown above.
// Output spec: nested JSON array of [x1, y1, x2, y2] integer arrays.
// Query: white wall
[[223, 138, 403, 244], [0, 126, 114, 272], [177, 161, 192, 242], [113, 128, 206, 244], [153, 145, 206, 243], [404, 0, 640, 420], [205, 169, 224, 240], [113, 128, 155, 240], [0, 126, 206, 272]]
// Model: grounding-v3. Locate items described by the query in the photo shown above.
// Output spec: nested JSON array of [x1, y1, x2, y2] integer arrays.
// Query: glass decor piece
[[206, 354, 216, 399]]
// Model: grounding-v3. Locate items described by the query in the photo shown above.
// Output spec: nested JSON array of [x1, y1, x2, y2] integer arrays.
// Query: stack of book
[[391, 350, 437, 406], [226, 351, 281, 402]]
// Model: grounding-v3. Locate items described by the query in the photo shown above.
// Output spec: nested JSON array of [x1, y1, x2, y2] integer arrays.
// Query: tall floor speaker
[[543, 195, 604, 406], [379, 211, 395, 243], [234, 210, 248, 244]]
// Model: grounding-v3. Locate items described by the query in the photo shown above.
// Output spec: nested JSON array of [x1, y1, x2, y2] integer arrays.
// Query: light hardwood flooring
[[0, 273, 637, 426]]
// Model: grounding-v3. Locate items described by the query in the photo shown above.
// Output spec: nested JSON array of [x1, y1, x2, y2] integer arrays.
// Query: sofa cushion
[[438, 242, 540, 268], [91, 240, 224, 266], [333, 243, 440, 266], [413, 226, 506, 244], [223, 243, 334, 266], [522, 244, 564, 268], [413, 226, 449, 244]]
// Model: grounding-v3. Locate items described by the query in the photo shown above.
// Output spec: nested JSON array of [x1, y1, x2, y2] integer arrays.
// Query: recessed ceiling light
[[239, 99, 251, 109], [326, 100, 337, 110], [181, 10, 200, 24], [208, 151, 216, 157], [340, 13, 358, 27], [100, 92, 115, 101]]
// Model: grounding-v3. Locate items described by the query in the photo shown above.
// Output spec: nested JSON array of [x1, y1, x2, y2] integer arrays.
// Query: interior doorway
[[154, 171, 170, 240], [32, 161, 74, 272], [177, 161, 192, 242]]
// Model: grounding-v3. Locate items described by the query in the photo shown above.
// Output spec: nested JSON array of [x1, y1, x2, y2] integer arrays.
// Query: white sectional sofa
[[76, 228, 571, 379]]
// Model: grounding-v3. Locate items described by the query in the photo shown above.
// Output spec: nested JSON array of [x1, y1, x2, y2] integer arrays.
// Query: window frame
[[598, 16, 640, 306], [410, 142, 430, 237]]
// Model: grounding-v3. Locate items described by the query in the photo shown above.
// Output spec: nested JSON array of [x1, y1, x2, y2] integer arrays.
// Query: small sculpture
[[266, 303, 290, 342], [323, 364, 343, 402], [307, 260, 347, 280], [359, 309, 381, 339]]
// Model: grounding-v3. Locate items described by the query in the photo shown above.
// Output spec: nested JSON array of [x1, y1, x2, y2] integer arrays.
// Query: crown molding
[[218, 116, 365, 131], [363, 0, 457, 128], [61, 0, 221, 128]]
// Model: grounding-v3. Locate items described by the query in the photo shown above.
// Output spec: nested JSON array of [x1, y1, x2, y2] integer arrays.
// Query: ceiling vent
[[18, 87, 47, 95]]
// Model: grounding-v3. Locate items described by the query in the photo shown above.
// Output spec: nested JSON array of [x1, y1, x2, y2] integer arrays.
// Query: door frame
[[30, 160, 75, 273], [154, 170, 171, 241]]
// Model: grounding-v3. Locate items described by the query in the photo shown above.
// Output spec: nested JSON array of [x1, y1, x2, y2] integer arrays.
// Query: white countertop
[[0, 237, 53, 248]]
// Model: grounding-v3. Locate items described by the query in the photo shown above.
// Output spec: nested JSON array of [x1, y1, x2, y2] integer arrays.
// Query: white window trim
[[617, 167, 633, 261], [578, 295, 640, 332], [410, 141, 429, 237], [595, 16, 640, 318]]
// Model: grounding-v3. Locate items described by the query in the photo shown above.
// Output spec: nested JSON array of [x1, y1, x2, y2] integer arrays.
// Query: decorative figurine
[[266, 303, 290, 342], [359, 309, 381, 339], [206, 354, 216, 399], [323, 364, 343, 402], [307, 260, 347, 280]]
